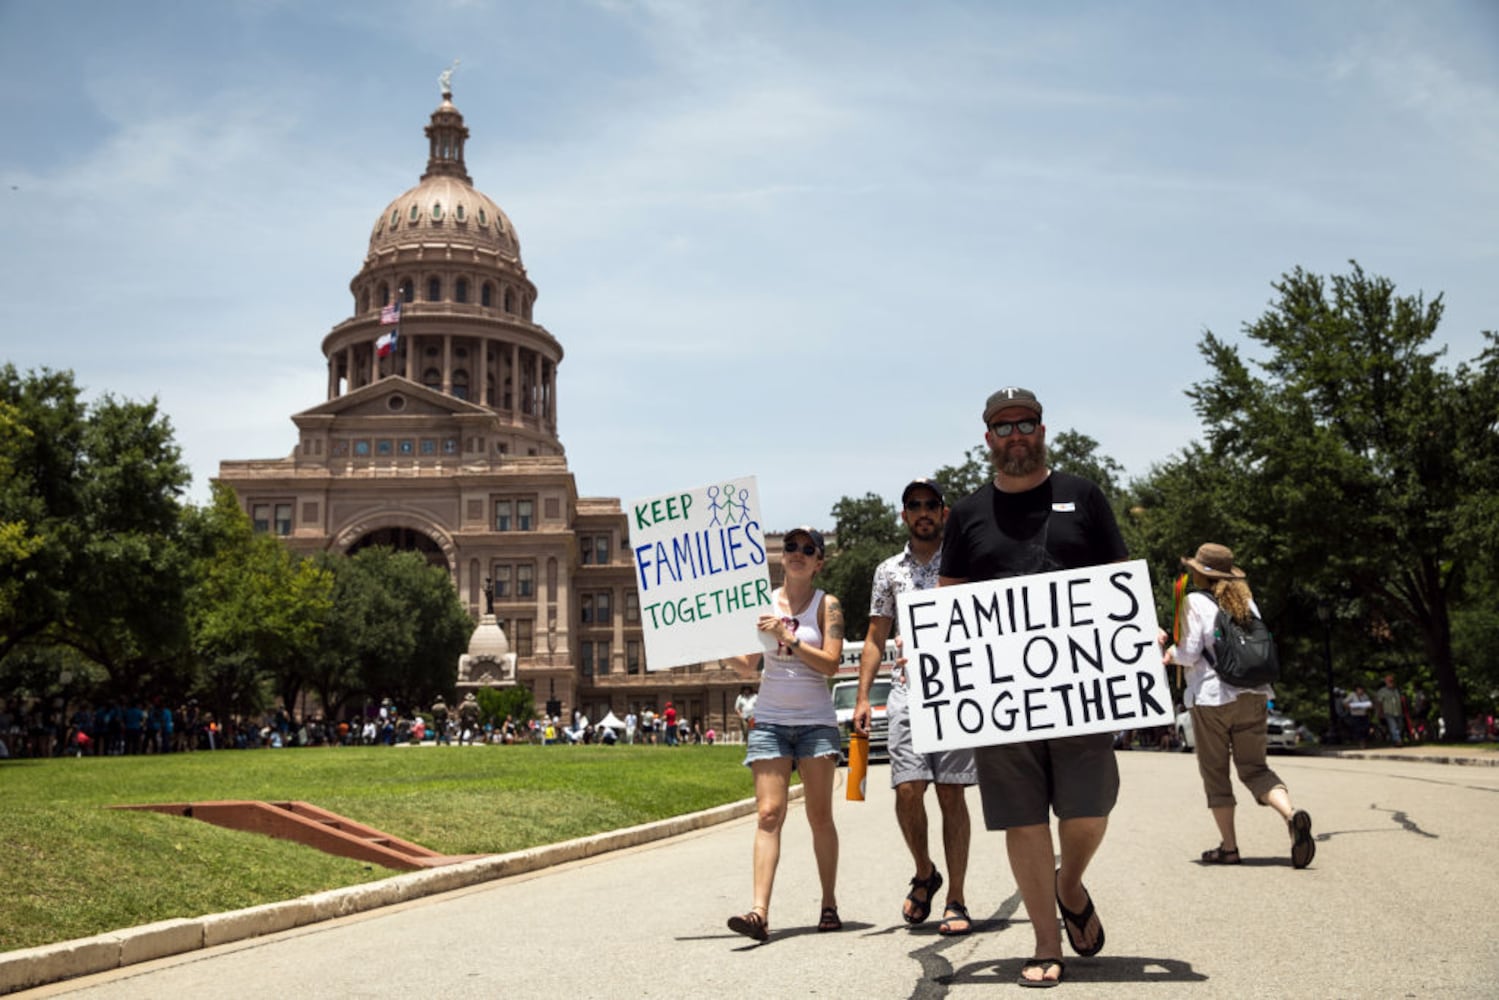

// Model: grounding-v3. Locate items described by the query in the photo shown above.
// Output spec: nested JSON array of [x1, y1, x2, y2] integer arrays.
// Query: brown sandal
[[727, 909, 768, 941], [817, 906, 842, 932], [1200, 844, 1242, 865]]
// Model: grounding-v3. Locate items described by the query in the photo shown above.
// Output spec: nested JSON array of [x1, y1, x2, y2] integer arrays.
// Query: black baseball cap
[[901, 478, 945, 506]]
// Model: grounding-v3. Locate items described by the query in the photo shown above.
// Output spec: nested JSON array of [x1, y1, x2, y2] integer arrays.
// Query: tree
[[0, 366, 194, 698], [819, 493, 903, 642], [316, 547, 474, 712], [183, 483, 333, 721], [931, 445, 989, 505], [476, 684, 536, 730], [1186, 263, 1499, 741], [1049, 430, 1126, 505]]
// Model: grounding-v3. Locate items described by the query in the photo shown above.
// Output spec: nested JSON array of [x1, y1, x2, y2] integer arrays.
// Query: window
[[513, 618, 533, 657], [494, 500, 511, 531], [452, 369, 468, 401], [252, 504, 271, 533], [626, 640, 641, 675], [424, 368, 441, 391], [427, 277, 441, 301], [581, 591, 611, 625], [400, 280, 414, 303], [455, 278, 468, 303], [517, 564, 534, 598], [274, 504, 292, 536], [491, 564, 512, 599], [517, 499, 534, 531], [625, 593, 640, 623], [481, 283, 493, 307], [596, 640, 612, 676], [581, 534, 610, 565], [581, 641, 594, 677]]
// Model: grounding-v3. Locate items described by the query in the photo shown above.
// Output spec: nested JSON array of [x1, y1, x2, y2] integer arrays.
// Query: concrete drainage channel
[[1, 790, 788, 995]]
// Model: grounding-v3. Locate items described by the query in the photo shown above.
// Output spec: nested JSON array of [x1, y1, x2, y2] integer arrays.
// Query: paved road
[[21, 750, 1499, 999]]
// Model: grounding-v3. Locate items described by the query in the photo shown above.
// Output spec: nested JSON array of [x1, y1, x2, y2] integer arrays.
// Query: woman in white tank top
[[724, 526, 846, 941]]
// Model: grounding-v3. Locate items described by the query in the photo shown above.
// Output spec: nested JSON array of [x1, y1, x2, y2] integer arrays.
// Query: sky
[[2, 0, 1496, 532]]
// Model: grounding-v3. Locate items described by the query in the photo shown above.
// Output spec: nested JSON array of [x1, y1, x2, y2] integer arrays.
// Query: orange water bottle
[[846, 732, 869, 801]]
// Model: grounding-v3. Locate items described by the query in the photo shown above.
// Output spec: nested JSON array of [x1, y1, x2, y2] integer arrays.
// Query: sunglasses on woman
[[783, 541, 819, 556]]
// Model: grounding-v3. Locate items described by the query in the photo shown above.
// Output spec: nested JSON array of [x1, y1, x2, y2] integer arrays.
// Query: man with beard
[[855, 478, 977, 935], [938, 387, 1127, 988]]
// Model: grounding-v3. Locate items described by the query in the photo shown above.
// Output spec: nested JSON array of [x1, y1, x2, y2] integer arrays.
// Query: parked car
[[832, 677, 891, 764], [1175, 705, 1300, 752]]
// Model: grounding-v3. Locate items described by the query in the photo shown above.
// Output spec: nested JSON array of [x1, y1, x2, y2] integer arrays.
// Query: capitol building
[[218, 82, 770, 734]]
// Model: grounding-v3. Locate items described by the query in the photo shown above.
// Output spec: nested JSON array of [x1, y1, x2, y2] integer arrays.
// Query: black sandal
[[727, 909, 768, 942], [938, 901, 972, 936], [1201, 844, 1242, 865], [817, 906, 842, 932], [902, 867, 943, 925]]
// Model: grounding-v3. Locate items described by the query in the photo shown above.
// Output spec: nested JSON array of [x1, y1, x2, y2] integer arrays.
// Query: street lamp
[[1317, 599, 1336, 744]]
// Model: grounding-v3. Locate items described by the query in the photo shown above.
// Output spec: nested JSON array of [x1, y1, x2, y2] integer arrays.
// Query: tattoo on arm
[[826, 597, 845, 640]]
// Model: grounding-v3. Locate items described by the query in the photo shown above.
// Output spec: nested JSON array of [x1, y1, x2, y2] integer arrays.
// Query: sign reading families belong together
[[629, 477, 773, 671], [897, 560, 1172, 752]]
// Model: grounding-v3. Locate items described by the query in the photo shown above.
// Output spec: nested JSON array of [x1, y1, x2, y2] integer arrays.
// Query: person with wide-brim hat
[[1166, 542, 1315, 870]]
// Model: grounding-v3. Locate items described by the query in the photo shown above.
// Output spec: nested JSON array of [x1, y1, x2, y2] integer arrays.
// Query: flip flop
[[903, 867, 943, 925], [937, 901, 972, 936], [1055, 869, 1105, 957], [1018, 957, 1064, 988], [1290, 809, 1316, 869]]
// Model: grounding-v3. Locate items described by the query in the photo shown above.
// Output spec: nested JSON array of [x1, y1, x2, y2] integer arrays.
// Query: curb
[[0, 787, 796, 996], [1315, 749, 1499, 767]]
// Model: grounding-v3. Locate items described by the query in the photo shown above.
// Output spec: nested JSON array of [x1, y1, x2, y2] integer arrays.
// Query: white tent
[[595, 711, 627, 730]]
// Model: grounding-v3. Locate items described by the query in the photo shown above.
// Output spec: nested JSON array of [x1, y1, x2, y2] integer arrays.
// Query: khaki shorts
[[974, 732, 1119, 829], [886, 683, 977, 787]]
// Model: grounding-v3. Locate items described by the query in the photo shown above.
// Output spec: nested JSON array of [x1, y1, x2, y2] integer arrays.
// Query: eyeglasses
[[904, 499, 943, 512], [784, 541, 819, 556], [988, 419, 1039, 438]]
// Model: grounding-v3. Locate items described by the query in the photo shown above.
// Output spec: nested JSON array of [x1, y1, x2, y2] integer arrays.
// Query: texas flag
[[380, 299, 402, 325], [376, 329, 399, 358]]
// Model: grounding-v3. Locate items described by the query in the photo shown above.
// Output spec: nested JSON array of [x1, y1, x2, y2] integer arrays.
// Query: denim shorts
[[743, 722, 841, 766]]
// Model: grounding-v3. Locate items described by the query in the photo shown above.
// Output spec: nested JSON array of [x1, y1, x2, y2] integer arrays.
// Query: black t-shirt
[[939, 471, 1127, 581]]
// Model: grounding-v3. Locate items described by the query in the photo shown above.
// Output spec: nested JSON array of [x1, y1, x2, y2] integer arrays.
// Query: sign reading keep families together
[[629, 477, 773, 671], [897, 560, 1172, 752]]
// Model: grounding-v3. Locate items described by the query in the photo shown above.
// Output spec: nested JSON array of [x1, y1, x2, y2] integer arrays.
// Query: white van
[[831, 639, 897, 763]]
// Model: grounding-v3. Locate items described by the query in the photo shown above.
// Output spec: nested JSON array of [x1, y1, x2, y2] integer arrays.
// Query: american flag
[[376, 329, 399, 358], [380, 299, 402, 325]]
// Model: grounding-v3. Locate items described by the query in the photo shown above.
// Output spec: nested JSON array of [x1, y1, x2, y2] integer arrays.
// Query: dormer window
[[431, 202, 444, 221], [409, 204, 420, 222], [455, 204, 466, 222]]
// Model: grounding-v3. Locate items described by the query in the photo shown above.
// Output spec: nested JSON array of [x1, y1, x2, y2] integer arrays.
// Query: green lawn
[[0, 744, 755, 952]]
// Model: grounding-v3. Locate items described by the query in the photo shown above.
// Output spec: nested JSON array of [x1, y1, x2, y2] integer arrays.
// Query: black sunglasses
[[988, 419, 1039, 438], [784, 541, 819, 556], [904, 499, 943, 512]]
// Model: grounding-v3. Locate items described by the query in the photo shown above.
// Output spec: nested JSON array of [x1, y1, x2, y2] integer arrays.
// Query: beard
[[989, 436, 1047, 478]]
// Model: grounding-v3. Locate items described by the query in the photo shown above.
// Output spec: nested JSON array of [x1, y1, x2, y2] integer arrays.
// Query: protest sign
[[629, 476, 773, 670], [897, 559, 1170, 752]]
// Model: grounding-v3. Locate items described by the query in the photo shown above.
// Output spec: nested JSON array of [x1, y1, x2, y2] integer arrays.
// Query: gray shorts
[[974, 732, 1119, 830], [887, 683, 977, 788]]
